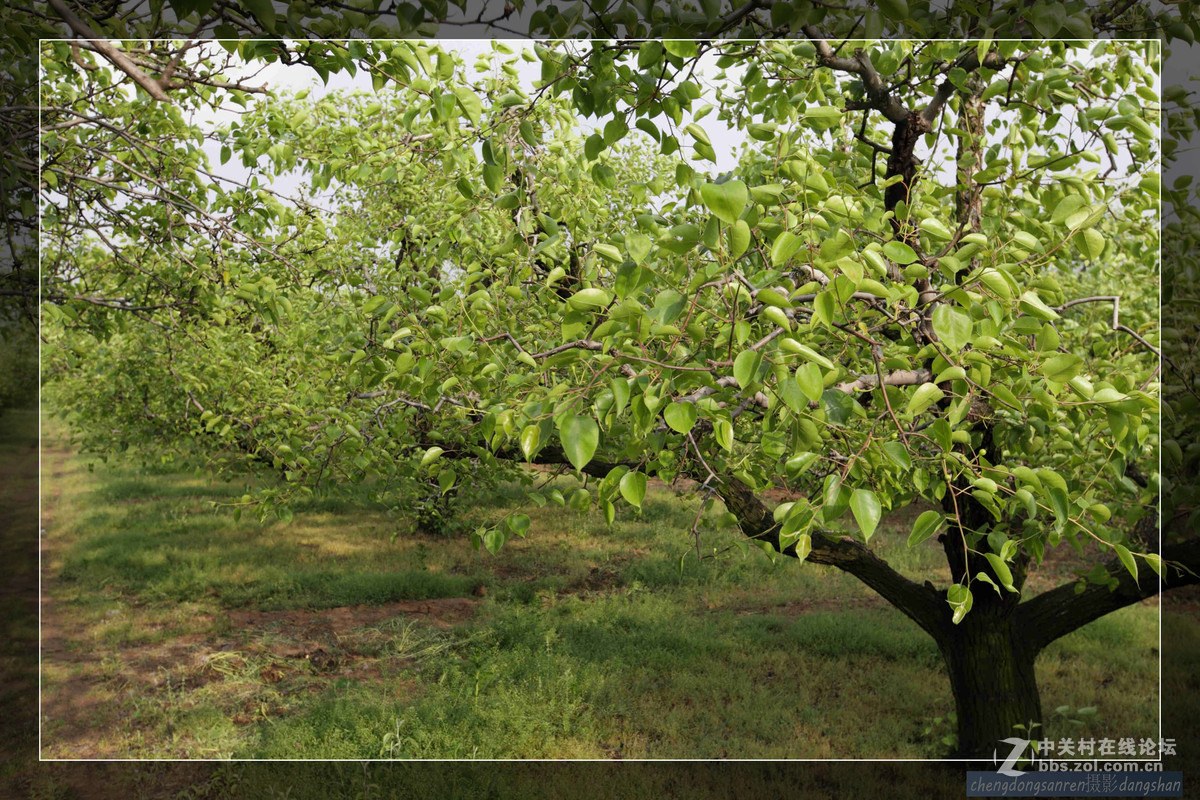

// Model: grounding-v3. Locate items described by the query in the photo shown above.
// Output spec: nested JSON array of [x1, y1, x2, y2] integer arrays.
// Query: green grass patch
[[39, 423, 1160, 759]]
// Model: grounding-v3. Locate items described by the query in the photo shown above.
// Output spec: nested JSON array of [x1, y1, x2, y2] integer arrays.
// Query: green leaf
[[747, 123, 777, 141], [242, 0, 278, 30], [779, 377, 806, 413], [637, 40, 663, 69], [733, 350, 763, 389], [984, 553, 1018, 593], [558, 414, 599, 471], [812, 292, 836, 328], [593, 244, 622, 264], [919, 217, 953, 240], [1047, 485, 1070, 527], [1050, 194, 1087, 226], [420, 446, 444, 466], [700, 180, 749, 224], [1040, 353, 1083, 383], [821, 389, 856, 426], [947, 583, 974, 624], [568, 488, 591, 511], [908, 510, 944, 547], [906, 383, 945, 417], [1075, 228, 1105, 260], [935, 366, 966, 383], [684, 122, 710, 146], [975, 571, 1002, 597], [519, 424, 540, 461], [849, 489, 882, 541], [977, 268, 1014, 300], [785, 452, 818, 477], [729, 219, 751, 259], [794, 533, 812, 561], [714, 418, 733, 451], [567, 287, 612, 311], [779, 338, 834, 369], [883, 240, 918, 264], [932, 305, 972, 352], [584, 133, 605, 161], [882, 441, 912, 470], [626, 233, 652, 264], [619, 470, 647, 508], [803, 106, 842, 125], [757, 287, 790, 309], [507, 513, 531, 537], [822, 474, 850, 520], [452, 86, 482, 125], [796, 363, 823, 404], [483, 528, 505, 555], [664, 401, 698, 434], [665, 40, 699, 58], [1029, 3, 1066, 39], [876, 0, 909, 20], [610, 378, 630, 417], [592, 163, 616, 190], [771, 231, 804, 267], [1115, 544, 1138, 584]]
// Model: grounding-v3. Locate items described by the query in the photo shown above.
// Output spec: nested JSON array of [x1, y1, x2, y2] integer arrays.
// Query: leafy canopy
[[41, 39, 1161, 621]]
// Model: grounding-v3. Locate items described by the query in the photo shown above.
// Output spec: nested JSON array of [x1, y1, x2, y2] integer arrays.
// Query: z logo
[[995, 737, 1030, 778]]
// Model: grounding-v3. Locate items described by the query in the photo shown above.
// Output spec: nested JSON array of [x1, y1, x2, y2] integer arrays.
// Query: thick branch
[[1018, 536, 1200, 654], [47, 0, 172, 103], [518, 445, 632, 481], [496, 435, 944, 639], [716, 478, 945, 640], [919, 49, 1013, 126], [834, 368, 932, 395], [801, 28, 908, 122]]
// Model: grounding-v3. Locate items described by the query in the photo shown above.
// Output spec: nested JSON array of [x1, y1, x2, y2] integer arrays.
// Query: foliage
[[31, 33, 1192, 756], [0, 316, 36, 413], [42, 38, 1163, 593]]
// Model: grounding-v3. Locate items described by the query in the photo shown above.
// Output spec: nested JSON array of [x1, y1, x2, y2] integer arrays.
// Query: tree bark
[[939, 609, 1043, 758], [1018, 537, 1200, 655]]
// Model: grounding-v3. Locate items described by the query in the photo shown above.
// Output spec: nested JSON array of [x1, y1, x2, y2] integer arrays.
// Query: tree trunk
[[939, 612, 1042, 758]]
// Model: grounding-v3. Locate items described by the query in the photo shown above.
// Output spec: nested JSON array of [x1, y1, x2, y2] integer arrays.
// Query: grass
[[38, 420, 1162, 760]]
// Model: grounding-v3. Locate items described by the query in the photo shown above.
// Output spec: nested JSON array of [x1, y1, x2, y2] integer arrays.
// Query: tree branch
[[834, 368, 932, 394], [715, 478, 946, 640], [487, 430, 945, 640], [919, 49, 1014, 126], [801, 28, 909, 123], [47, 0, 172, 103], [1055, 294, 1170, 367], [1017, 536, 1200, 654]]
